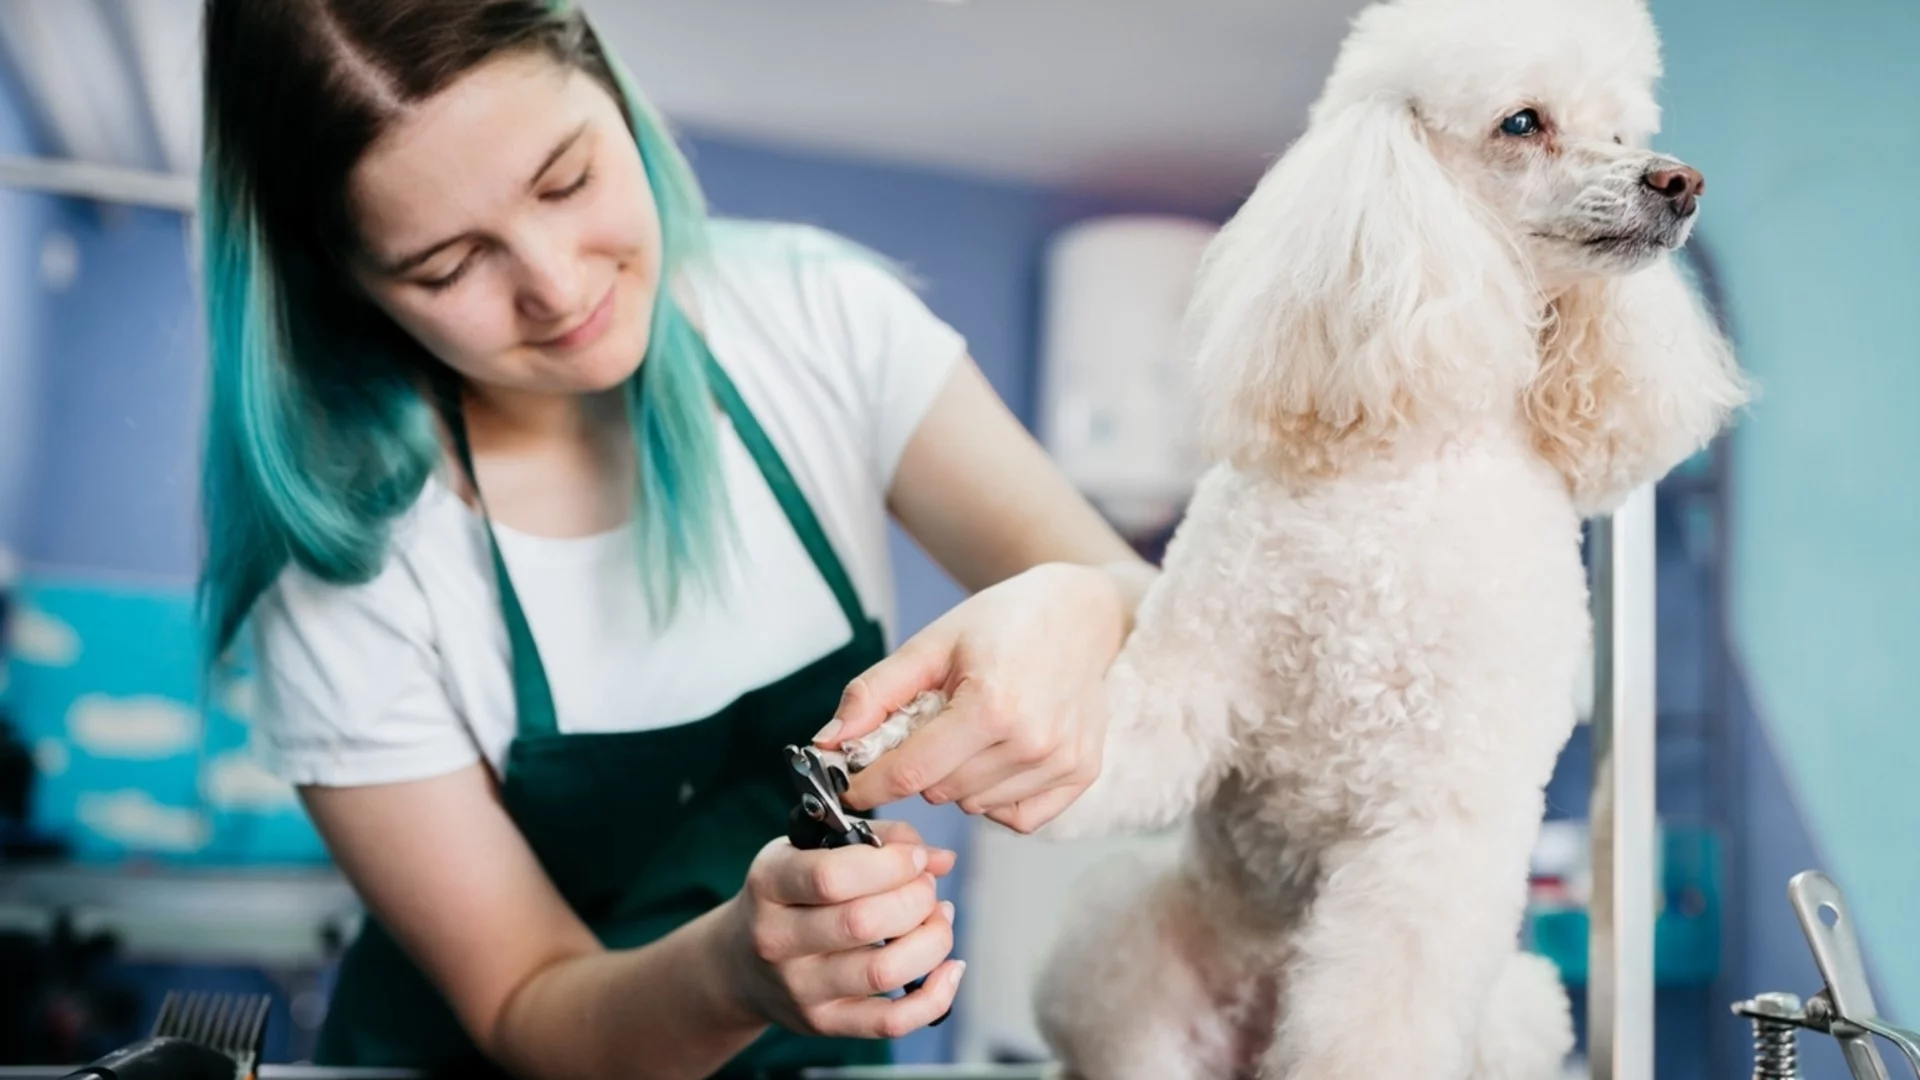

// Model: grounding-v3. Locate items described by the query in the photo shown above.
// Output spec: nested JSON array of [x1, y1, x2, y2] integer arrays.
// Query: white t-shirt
[[249, 223, 968, 787]]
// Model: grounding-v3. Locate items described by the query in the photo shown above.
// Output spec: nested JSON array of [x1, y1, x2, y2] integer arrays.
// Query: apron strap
[[432, 374, 565, 739], [432, 332, 873, 742]]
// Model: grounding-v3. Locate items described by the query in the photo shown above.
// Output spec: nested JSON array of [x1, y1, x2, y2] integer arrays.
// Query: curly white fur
[[1032, 1, 1750, 1078]]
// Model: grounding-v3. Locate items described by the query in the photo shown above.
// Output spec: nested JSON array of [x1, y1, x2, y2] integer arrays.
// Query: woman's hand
[[720, 821, 963, 1040], [821, 561, 1143, 834]]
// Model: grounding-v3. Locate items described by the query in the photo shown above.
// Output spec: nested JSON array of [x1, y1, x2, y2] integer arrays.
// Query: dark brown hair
[[204, 0, 626, 267], [196, 0, 732, 659]]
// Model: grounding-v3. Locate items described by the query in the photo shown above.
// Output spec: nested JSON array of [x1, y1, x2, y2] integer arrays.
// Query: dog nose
[[1644, 164, 1705, 214]]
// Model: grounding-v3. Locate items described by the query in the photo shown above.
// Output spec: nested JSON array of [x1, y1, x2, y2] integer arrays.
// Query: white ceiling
[[583, 0, 1365, 204], [0, 0, 1368, 206]]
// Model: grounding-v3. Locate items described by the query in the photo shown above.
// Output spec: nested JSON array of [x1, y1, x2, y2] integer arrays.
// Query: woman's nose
[[515, 243, 586, 323]]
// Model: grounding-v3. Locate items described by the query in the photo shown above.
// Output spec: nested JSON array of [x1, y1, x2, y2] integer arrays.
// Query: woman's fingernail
[[951, 960, 967, 983], [912, 847, 929, 872], [940, 901, 955, 923], [813, 718, 842, 744]]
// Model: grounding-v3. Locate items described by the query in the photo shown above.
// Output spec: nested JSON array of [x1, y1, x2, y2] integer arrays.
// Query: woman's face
[[347, 50, 661, 397]]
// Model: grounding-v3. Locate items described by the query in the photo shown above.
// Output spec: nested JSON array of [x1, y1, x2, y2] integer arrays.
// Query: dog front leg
[[1260, 798, 1545, 1080], [1041, 470, 1254, 842], [1040, 634, 1240, 841]]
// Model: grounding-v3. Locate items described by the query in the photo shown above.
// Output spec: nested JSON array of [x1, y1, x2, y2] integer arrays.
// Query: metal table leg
[[1588, 484, 1658, 1080]]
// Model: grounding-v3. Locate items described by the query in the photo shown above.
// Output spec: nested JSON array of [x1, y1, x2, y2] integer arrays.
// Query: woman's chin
[[545, 331, 650, 395], [573, 353, 644, 394]]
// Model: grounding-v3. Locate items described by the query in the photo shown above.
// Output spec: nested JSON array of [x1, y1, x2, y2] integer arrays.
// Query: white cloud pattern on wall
[[12, 603, 81, 666], [203, 749, 297, 812], [76, 790, 211, 852], [219, 677, 257, 721], [68, 694, 202, 759], [34, 737, 68, 777]]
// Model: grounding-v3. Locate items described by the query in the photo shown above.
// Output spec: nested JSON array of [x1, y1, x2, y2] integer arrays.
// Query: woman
[[196, 2, 1155, 1078]]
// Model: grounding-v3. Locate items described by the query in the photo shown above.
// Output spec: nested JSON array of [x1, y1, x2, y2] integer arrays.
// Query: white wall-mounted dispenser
[[1035, 214, 1218, 539]]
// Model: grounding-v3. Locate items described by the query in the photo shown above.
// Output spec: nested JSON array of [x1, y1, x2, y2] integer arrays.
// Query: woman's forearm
[[487, 900, 767, 1080]]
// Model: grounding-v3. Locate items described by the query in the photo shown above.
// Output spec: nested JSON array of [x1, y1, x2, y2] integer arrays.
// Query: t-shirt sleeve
[[247, 556, 479, 787], [796, 229, 970, 488]]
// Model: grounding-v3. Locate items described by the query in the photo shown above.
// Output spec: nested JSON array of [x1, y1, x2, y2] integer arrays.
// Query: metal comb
[[151, 991, 273, 1071]]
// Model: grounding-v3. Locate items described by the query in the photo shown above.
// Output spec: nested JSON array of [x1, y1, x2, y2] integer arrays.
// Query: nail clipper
[[784, 744, 879, 851], [783, 690, 946, 848], [782, 690, 950, 1021]]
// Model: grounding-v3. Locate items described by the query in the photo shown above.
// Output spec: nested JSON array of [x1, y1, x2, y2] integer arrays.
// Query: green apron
[[312, 343, 893, 1079]]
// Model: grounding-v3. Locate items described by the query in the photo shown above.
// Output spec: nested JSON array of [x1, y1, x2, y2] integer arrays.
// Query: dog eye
[[1499, 109, 1541, 137]]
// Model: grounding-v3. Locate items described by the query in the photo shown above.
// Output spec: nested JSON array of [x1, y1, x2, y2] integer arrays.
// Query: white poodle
[[1032, 0, 1749, 1077]]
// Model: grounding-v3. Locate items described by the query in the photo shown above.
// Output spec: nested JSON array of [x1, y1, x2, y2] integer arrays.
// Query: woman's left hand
[[815, 562, 1132, 834]]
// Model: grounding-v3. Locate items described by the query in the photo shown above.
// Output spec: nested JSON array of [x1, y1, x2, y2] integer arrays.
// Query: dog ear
[[1525, 255, 1751, 513], [1184, 96, 1538, 480]]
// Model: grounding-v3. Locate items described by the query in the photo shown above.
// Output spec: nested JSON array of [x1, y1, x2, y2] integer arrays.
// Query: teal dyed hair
[[196, 0, 733, 664], [600, 38, 738, 626]]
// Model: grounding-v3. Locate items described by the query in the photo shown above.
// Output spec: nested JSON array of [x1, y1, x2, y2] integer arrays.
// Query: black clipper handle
[[59, 1037, 238, 1080], [783, 807, 948, 1026]]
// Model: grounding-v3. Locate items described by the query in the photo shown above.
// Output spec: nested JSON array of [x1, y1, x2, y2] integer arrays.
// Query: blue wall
[[0, 61, 56, 551], [18, 204, 201, 581], [1650, 0, 1920, 1034]]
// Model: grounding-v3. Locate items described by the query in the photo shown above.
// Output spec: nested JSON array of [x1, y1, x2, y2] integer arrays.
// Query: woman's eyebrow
[[528, 121, 590, 189], [382, 121, 592, 276]]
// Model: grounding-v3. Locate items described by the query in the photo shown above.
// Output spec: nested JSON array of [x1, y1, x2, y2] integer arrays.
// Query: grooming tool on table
[[1731, 871, 1920, 1080], [783, 690, 952, 1025], [61, 990, 272, 1080]]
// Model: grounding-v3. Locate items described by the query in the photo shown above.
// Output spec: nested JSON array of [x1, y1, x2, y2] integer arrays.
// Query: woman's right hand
[[721, 821, 964, 1040]]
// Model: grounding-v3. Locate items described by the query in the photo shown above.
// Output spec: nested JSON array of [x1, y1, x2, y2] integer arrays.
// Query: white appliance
[[1035, 215, 1218, 538]]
